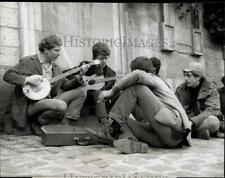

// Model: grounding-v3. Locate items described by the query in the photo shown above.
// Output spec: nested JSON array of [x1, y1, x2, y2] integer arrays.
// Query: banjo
[[22, 60, 100, 100]]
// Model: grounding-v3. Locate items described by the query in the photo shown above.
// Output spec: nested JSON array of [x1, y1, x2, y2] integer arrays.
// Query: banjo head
[[22, 78, 51, 100]]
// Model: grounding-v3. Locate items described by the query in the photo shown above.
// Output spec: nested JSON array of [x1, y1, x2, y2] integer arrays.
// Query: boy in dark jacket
[[175, 62, 220, 140], [79, 42, 117, 126]]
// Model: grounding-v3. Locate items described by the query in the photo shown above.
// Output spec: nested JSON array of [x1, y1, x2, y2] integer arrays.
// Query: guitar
[[22, 60, 101, 100], [82, 74, 123, 91]]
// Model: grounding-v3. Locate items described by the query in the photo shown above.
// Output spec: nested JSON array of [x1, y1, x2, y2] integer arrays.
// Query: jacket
[[175, 78, 220, 126], [218, 86, 225, 116], [3, 54, 79, 128]]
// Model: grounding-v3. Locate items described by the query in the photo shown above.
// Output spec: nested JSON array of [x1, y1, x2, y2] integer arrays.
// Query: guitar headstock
[[80, 60, 101, 72], [92, 59, 101, 66]]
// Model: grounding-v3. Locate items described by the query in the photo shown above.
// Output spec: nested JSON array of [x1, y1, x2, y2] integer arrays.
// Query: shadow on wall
[[0, 69, 15, 132]]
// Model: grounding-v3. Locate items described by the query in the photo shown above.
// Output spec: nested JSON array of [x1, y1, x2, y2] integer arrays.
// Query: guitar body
[[83, 75, 105, 91], [22, 76, 51, 100]]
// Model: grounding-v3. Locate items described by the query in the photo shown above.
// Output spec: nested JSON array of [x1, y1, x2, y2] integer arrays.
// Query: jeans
[[193, 115, 220, 134], [109, 85, 186, 148], [84, 90, 119, 120], [28, 88, 87, 123]]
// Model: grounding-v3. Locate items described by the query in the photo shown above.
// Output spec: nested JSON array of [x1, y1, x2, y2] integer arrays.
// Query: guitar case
[[41, 125, 101, 146]]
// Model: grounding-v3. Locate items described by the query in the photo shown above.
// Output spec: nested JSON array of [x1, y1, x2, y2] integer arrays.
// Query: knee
[[133, 85, 149, 92], [79, 88, 87, 98], [127, 85, 150, 96], [207, 115, 220, 133], [52, 100, 67, 113]]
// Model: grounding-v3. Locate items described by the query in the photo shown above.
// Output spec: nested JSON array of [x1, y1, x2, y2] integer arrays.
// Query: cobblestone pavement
[[0, 134, 224, 178]]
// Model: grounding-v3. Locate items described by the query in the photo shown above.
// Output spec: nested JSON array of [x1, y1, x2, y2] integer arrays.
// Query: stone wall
[[0, 2, 20, 126], [123, 3, 224, 91]]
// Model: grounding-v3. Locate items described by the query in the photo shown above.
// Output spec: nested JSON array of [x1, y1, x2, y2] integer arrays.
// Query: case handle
[[73, 136, 90, 146]]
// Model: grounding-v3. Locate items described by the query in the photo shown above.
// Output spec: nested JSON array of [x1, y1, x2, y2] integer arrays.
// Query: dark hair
[[222, 76, 225, 86], [92, 42, 110, 59], [38, 34, 62, 52], [130, 56, 154, 73], [150, 57, 161, 75]]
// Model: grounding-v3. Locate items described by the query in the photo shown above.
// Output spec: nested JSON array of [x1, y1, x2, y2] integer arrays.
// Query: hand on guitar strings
[[74, 64, 90, 85], [24, 75, 44, 86], [80, 63, 90, 74], [75, 74, 85, 85]]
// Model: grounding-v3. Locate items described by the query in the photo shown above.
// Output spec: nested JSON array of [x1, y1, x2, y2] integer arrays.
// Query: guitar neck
[[95, 76, 118, 83], [49, 67, 80, 83], [49, 60, 98, 84]]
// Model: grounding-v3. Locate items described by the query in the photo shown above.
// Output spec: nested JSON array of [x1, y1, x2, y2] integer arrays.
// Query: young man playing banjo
[[3, 34, 95, 135]]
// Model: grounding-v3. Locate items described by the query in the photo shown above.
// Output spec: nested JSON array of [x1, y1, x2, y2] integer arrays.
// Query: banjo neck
[[49, 67, 80, 84]]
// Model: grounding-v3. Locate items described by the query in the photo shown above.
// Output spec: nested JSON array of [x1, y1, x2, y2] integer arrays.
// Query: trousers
[[28, 88, 87, 123], [193, 115, 220, 134], [109, 85, 186, 148]]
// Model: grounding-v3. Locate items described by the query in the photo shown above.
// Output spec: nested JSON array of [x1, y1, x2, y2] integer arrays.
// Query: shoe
[[31, 123, 42, 136], [211, 131, 224, 138], [113, 138, 148, 154], [109, 120, 122, 139], [219, 120, 225, 133], [196, 129, 210, 140], [87, 125, 115, 145], [98, 117, 113, 126], [118, 123, 138, 140], [216, 131, 224, 138], [63, 114, 79, 121], [61, 117, 78, 126], [12, 126, 32, 136], [38, 111, 64, 125]]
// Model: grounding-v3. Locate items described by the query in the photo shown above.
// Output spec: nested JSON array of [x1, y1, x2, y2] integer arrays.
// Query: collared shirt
[[38, 52, 53, 80]]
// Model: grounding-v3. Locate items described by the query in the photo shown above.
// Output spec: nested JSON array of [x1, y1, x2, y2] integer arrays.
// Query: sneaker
[[196, 129, 210, 140], [113, 138, 148, 154]]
